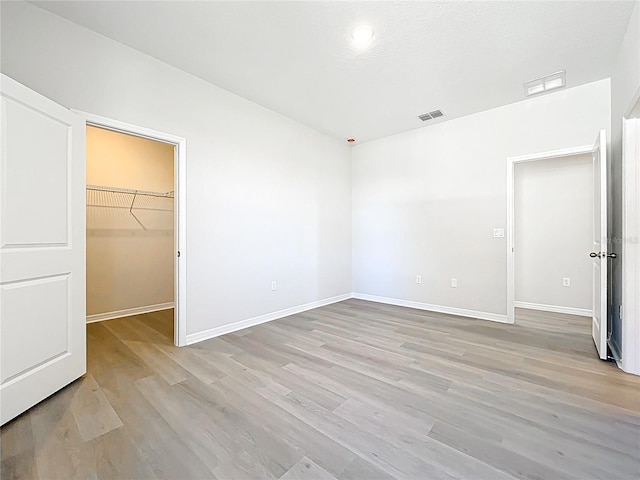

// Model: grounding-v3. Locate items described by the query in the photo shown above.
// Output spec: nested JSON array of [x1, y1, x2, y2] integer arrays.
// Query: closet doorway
[[506, 131, 610, 359], [81, 113, 187, 346], [513, 153, 594, 318]]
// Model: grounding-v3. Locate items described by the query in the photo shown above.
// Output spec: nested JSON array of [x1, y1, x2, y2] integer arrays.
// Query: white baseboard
[[87, 302, 175, 323], [514, 301, 592, 317], [185, 293, 352, 345], [351, 293, 510, 324]]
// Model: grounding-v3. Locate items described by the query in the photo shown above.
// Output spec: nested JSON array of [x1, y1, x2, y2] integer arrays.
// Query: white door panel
[[591, 129, 608, 360], [1, 275, 69, 382], [0, 74, 85, 425], [2, 98, 70, 247]]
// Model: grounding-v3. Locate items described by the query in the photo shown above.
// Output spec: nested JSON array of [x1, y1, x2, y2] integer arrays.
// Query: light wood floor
[[2, 300, 639, 479]]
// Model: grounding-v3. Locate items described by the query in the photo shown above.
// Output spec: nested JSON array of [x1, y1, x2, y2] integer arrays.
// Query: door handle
[[589, 251, 618, 259]]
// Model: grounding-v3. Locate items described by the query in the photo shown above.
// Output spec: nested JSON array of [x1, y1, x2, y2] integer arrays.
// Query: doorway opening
[[513, 154, 594, 314], [511, 154, 594, 339], [80, 112, 187, 346], [506, 132, 609, 359]]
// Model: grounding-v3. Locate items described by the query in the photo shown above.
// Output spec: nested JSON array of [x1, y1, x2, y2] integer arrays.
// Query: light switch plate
[[493, 228, 505, 238]]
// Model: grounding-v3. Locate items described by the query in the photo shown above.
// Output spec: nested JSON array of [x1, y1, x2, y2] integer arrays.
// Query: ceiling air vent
[[523, 71, 566, 97], [418, 110, 444, 121]]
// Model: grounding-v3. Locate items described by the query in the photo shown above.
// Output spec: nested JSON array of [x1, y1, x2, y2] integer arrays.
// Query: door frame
[[506, 143, 595, 324], [75, 111, 188, 347], [621, 89, 640, 375]]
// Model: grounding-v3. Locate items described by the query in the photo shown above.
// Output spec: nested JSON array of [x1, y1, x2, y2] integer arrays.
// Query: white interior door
[[0, 74, 86, 425], [591, 129, 608, 360]]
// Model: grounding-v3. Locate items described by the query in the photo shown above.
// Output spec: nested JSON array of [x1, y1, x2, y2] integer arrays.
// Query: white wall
[[610, 2, 640, 373], [87, 126, 175, 192], [515, 154, 593, 313], [0, 1, 352, 338], [352, 80, 610, 320], [86, 126, 175, 318]]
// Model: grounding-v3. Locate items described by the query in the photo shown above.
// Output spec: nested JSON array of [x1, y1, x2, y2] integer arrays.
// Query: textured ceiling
[[32, 1, 636, 143]]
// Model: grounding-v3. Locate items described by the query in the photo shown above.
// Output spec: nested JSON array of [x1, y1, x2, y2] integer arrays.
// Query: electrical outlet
[[271, 281, 277, 291], [563, 277, 570, 287], [450, 278, 458, 288], [416, 275, 422, 284]]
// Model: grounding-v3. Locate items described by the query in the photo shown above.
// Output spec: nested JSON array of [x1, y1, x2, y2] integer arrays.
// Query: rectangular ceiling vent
[[523, 70, 566, 97], [418, 110, 444, 121]]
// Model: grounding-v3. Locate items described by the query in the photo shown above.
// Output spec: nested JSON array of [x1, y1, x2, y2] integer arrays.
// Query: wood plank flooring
[[2, 300, 639, 479]]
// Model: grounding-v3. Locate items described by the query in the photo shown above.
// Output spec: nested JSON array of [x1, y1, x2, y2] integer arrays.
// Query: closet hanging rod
[[86, 184, 174, 198]]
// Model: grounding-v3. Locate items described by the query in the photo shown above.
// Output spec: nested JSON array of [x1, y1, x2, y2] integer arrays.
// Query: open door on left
[[0, 74, 86, 425], [590, 129, 608, 360]]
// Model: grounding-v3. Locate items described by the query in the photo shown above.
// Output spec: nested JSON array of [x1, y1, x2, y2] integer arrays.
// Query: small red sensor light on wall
[[347, 138, 356, 143]]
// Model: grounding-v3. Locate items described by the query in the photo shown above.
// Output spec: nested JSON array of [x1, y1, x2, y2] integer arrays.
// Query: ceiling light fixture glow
[[352, 25, 374, 47], [523, 70, 566, 97]]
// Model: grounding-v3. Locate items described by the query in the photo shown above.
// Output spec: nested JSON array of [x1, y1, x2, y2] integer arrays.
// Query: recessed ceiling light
[[352, 25, 374, 47], [523, 71, 566, 97]]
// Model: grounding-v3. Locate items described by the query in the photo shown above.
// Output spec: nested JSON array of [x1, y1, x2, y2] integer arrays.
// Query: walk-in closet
[[86, 126, 175, 332]]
